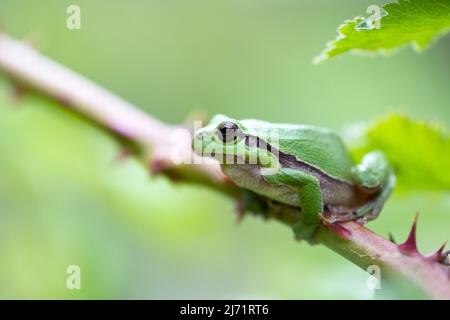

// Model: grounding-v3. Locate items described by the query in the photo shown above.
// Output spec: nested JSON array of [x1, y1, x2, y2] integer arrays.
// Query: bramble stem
[[0, 32, 448, 299]]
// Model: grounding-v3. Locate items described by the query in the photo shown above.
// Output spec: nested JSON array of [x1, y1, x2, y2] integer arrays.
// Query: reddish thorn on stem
[[149, 158, 169, 175], [7, 79, 27, 103], [114, 148, 131, 163], [149, 158, 181, 182], [398, 212, 420, 255], [234, 200, 246, 225], [427, 241, 448, 263], [11, 83, 26, 101]]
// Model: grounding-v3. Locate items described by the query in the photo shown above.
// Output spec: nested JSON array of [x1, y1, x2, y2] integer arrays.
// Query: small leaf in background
[[347, 114, 450, 191], [315, 0, 450, 63]]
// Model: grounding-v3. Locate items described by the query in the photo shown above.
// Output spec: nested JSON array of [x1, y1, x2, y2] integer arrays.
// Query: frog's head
[[192, 114, 278, 167]]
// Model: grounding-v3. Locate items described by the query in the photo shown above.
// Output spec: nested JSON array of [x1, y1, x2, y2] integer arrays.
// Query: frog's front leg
[[355, 174, 395, 223], [352, 151, 395, 222], [263, 168, 323, 242]]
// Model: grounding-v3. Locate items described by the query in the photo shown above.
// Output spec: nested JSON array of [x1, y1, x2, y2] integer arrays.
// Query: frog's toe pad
[[292, 223, 318, 244]]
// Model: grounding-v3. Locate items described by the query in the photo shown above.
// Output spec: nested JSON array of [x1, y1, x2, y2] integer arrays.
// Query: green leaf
[[315, 0, 450, 63], [348, 114, 450, 191]]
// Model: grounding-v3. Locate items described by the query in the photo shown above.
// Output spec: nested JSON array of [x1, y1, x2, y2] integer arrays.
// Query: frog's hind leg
[[354, 174, 396, 224], [263, 168, 323, 243]]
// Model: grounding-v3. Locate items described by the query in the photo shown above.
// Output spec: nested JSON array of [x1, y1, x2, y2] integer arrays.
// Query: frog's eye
[[217, 121, 242, 143]]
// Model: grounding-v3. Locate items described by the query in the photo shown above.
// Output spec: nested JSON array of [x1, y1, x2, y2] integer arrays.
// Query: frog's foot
[[293, 219, 320, 245], [355, 174, 395, 224], [353, 200, 383, 225], [263, 168, 323, 245]]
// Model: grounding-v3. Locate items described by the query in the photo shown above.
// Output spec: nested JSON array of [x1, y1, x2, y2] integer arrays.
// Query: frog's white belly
[[222, 164, 358, 208]]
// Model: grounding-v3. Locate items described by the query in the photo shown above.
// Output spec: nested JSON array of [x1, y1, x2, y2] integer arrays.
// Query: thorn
[[10, 82, 27, 101], [54, 93, 73, 108], [149, 156, 181, 182], [6, 77, 28, 104], [388, 232, 397, 244], [438, 240, 447, 254], [398, 212, 419, 255], [149, 153, 172, 175], [427, 241, 448, 263], [234, 200, 246, 225], [113, 147, 131, 163]]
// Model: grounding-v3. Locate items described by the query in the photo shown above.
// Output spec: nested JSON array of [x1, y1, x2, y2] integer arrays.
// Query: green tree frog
[[192, 115, 395, 241]]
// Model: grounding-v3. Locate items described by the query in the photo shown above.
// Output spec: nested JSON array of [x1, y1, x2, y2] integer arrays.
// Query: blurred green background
[[0, 0, 449, 299]]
